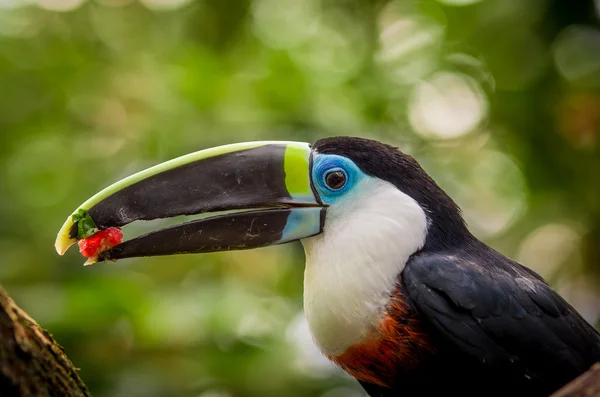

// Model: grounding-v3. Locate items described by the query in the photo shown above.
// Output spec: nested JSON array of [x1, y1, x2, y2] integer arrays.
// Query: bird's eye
[[324, 169, 347, 191]]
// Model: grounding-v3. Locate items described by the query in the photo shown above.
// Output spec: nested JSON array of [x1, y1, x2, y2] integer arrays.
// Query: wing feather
[[402, 251, 600, 384]]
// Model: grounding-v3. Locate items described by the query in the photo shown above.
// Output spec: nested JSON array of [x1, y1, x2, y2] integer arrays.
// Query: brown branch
[[551, 363, 600, 397], [0, 285, 90, 397]]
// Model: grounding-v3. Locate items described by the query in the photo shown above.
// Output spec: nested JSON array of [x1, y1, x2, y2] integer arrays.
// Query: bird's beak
[[55, 141, 325, 264]]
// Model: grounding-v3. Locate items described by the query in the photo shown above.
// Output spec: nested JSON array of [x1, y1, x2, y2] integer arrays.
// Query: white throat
[[301, 178, 428, 357]]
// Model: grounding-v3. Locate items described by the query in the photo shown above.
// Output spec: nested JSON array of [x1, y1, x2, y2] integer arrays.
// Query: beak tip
[[55, 237, 77, 256], [55, 217, 77, 255]]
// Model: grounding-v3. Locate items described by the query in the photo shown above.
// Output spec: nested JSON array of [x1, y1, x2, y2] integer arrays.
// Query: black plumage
[[314, 137, 600, 396]]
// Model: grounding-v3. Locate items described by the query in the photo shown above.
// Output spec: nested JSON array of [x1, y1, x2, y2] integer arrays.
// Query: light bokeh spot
[[517, 223, 581, 278], [408, 72, 488, 140], [377, 4, 445, 84], [446, 149, 527, 238], [553, 25, 600, 85], [558, 277, 600, 326], [252, 0, 320, 49]]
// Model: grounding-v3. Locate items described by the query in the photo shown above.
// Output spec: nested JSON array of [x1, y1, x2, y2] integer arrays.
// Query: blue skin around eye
[[279, 154, 368, 243], [311, 154, 367, 205]]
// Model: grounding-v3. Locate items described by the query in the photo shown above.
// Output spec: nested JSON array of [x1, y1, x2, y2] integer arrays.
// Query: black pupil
[[325, 171, 346, 190]]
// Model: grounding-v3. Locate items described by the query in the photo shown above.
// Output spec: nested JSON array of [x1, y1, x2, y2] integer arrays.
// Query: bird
[[55, 136, 600, 396]]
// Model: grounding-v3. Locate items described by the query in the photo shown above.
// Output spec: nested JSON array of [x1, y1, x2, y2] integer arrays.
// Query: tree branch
[[0, 285, 90, 397], [551, 363, 600, 397]]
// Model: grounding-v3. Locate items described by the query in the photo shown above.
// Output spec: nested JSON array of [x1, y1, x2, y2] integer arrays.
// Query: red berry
[[105, 228, 123, 246], [78, 227, 123, 258], [78, 239, 96, 257]]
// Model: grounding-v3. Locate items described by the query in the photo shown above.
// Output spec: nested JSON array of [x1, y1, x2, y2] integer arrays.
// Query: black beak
[[55, 141, 326, 264]]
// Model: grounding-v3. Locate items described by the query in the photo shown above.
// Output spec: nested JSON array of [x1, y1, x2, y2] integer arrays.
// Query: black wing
[[402, 248, 600, 394]]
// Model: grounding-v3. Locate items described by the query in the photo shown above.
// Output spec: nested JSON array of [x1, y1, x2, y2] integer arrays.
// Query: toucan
[[55, 137, 600, 396]]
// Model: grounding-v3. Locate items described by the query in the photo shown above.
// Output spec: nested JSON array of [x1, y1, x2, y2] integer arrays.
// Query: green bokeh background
[[1, 0, 599, 396]]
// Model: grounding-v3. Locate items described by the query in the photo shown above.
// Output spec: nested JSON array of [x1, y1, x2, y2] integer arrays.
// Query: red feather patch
[[330, 287, 434, 388]]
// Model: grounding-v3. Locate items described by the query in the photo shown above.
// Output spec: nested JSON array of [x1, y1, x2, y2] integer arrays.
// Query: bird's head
[[55, 136, 466, 262]]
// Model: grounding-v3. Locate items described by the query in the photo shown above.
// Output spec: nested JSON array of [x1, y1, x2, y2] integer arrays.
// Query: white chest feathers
[[300, 178, 428, 357]]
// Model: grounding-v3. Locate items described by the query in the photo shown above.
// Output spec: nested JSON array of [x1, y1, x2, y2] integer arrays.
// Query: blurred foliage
[[0, 0, 599, 396]]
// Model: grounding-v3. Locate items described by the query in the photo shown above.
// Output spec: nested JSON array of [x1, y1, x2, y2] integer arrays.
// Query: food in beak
[[78, 227, 123, 261]]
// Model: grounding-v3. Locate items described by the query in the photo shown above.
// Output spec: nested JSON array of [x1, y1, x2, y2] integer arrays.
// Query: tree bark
[[0, 286, 90, 397], [0, 284, 597, 397], [551, 363, 600, 397]]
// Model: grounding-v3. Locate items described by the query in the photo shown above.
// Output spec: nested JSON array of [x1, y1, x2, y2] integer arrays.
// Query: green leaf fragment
[[71, 209, 98, 239]]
